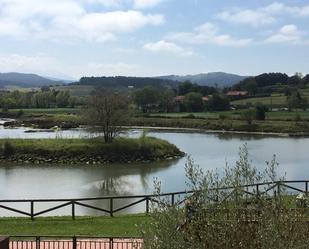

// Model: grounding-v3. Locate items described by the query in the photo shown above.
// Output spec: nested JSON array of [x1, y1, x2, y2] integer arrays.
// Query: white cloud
[[0, 0, 164, 42], [143, 40, 193, 56], [134, 0, 164, 9], [217, 2, 309, 27], [166, 22, 252, 47], [0, 54, 63, 76], [0, 53, 142, 78], [80, 62, 140, 76], [85, 0, 127, 8], [265, 24, 307, 44]]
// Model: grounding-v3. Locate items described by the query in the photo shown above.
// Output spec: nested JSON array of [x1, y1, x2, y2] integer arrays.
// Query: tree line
[[133, 82, 230, 113], [231, 72, 309, 95], [0, 88, 80, 110]]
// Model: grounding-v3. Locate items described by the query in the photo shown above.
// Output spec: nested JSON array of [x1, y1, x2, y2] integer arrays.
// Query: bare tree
[[85, 91, 130, 143]]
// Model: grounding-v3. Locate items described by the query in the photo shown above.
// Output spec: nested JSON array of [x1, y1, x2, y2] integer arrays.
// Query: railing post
[[171, 194, 175, 206], [110, 198, 114, 217], [0, 236, 9, 249], [146, 197, 149, 214], [36, 236, 40, 249], [72, 201, 75, 220], [277, 182, 281, 197], [73, 236, 77, 249], [256, 184, 259, 196], [30, 201, 34, 221], [109, 238, 113, 248], [306, 181, 308, 196]]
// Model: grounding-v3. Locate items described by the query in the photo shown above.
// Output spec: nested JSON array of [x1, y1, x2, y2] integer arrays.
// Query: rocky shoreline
[[0, 153, 183, 165]]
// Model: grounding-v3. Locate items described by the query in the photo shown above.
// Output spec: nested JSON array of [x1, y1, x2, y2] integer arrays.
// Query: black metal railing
[[9, 236, 143, 249], [0, 180, 308, 219]]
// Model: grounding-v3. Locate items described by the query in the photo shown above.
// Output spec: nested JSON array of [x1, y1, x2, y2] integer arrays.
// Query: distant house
[[174, 95, 185, 102], [226, 91, 249, 100], [173, 95, 209, 112], [202, 96, 209, 102]]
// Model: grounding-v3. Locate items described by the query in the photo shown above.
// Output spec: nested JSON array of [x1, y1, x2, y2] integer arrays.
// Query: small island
[[0, 137, 184, 165]]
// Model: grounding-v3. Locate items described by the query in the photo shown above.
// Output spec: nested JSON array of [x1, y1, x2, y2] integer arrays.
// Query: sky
[[0, 0, 308, 80]]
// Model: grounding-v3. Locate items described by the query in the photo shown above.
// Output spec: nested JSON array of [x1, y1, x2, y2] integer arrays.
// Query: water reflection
[[1, 126, 309, 216]]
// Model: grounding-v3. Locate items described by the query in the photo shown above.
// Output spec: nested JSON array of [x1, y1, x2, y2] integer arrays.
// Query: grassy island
[[0, 137, 184, 165]]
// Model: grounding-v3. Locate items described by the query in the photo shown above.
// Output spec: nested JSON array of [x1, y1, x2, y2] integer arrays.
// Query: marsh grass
[[0, 137, 183, 163]]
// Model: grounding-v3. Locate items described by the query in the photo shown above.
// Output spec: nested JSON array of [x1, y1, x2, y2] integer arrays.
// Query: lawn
[[0, 215, 149, 236], [10, 108, 81, 115]]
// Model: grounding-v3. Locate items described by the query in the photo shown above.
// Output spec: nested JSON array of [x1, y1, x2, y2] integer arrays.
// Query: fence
[[0, 180, 308, 219], [9, 236, 143, 249]]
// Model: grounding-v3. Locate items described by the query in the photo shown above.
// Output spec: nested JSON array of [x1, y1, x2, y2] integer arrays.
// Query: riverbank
[[0, 137, 184, 165], [0, 215, 148, 236], [4, 109, 309, 136], [128, 117, 309, 136]]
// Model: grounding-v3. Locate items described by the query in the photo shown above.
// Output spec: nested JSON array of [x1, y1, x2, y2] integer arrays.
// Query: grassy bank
[[5, 108, 309, 134], [129, 117, 309, 134], [0, 215, 149, 236], [0, 137, 184, 164]]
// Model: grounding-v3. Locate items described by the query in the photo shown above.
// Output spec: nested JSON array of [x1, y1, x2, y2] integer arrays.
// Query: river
[[0, 126, 308, 216]]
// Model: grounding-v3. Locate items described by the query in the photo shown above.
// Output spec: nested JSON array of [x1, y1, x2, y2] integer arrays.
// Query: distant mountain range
[[156, 72, 249, 87], [0, 72, 249, 89], [0, 72, 69, 89]]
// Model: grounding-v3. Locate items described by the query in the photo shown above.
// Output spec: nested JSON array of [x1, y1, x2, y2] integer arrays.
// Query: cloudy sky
[[0, 0, 308, 79]]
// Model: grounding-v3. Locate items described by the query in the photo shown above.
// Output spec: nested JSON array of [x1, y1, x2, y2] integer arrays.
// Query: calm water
[[0, 126, 309, 216]]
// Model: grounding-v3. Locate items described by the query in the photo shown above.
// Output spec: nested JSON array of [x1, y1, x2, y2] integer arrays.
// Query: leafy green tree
[[206, 94, 230, 111], [255, 103, 268, 120], [184, 92, 204, 112], [287, 91, 307, 110], [159, 89, 175, 113], [241, 109, 256, 125], [56, 91, 70, 107], [134, 86, 161, 113]]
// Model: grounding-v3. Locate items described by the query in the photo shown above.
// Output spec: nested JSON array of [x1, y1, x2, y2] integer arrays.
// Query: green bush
[[142, 145, 309, 249], [2, 140, 14, 158]]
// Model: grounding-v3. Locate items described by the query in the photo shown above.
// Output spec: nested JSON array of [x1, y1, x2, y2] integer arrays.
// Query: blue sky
[[0, 0, 308, 79]]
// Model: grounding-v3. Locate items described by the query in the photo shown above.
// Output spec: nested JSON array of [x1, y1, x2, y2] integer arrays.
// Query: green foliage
[[2, 140, 14, 158], [0, 137, 183, 163], [0, 215, 148, 236], [178, 81, 217, 96], [255, 103, 268, 120], [183, 92, 204, 112], [0, 89, 79, 109], [142, 145, 309, 249], [134, 86, 162, 113], [287, 91, 308, 110], [206, 94, 230, 111], [241, 109, 256, 125]]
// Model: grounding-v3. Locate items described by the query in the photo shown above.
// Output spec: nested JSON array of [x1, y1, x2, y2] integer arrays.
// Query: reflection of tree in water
[[79, 159, 180, 216], [217, 133, 274, 141]]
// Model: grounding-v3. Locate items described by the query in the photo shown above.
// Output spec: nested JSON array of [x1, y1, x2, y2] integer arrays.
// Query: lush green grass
[[150, 111, 239, 119], [231, 94, 288, 106], [52, 85, 95, 97], [149, 110, 309, 121], [0, 215, 149, 236], [232, 89, 309, 107], [10, 108, 81, 115], [0, 137, 183, 164], [130, 116, 309, 134]]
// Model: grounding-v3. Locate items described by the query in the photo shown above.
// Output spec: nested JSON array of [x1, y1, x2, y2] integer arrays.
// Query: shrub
[[255, 104, 268, 120], [142, 145, 309, 249], [2, 140, 14, 158], [241, 109, 256, 125]]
